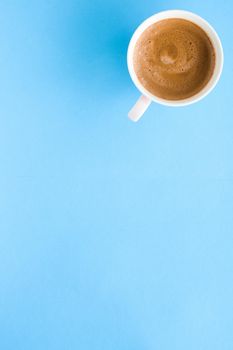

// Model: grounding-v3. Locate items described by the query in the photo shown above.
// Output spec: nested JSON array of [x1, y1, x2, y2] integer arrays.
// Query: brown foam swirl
[[133, 19, 215, 100]]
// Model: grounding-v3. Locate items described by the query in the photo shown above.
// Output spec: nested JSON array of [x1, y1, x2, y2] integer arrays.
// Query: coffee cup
[[127, 10, 224, 122]]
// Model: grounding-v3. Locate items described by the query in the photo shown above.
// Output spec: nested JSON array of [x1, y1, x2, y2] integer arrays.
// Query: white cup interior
[[127, 10, 224, 106]]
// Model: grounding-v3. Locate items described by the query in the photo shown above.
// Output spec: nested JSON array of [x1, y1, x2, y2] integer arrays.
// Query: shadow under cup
[[127, 10, 224, 119]]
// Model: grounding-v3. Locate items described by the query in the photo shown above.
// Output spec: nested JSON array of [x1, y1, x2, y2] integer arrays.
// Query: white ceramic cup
[[127, 10, 224, 122]]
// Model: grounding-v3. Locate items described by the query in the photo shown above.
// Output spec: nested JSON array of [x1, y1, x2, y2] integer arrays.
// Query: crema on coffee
[[133, 19, 216, 100]]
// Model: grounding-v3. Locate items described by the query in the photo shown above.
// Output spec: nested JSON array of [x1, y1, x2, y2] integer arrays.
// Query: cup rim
[[127, 10, 224, 107]]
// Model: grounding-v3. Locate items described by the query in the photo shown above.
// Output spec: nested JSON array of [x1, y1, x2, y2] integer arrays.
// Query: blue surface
[[0, 1, 233, 349]]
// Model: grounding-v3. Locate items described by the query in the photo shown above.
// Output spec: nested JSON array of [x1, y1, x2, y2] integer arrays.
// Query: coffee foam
[[133, 19, 216, 100]]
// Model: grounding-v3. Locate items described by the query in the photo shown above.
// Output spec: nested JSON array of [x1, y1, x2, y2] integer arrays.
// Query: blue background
[[0, 1, 232, 349]]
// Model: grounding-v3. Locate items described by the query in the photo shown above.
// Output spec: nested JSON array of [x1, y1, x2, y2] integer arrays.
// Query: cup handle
[[128, 95, 152, 122]]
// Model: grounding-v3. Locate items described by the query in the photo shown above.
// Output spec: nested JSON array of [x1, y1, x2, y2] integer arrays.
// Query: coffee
[[133, 19, 216, 100]]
